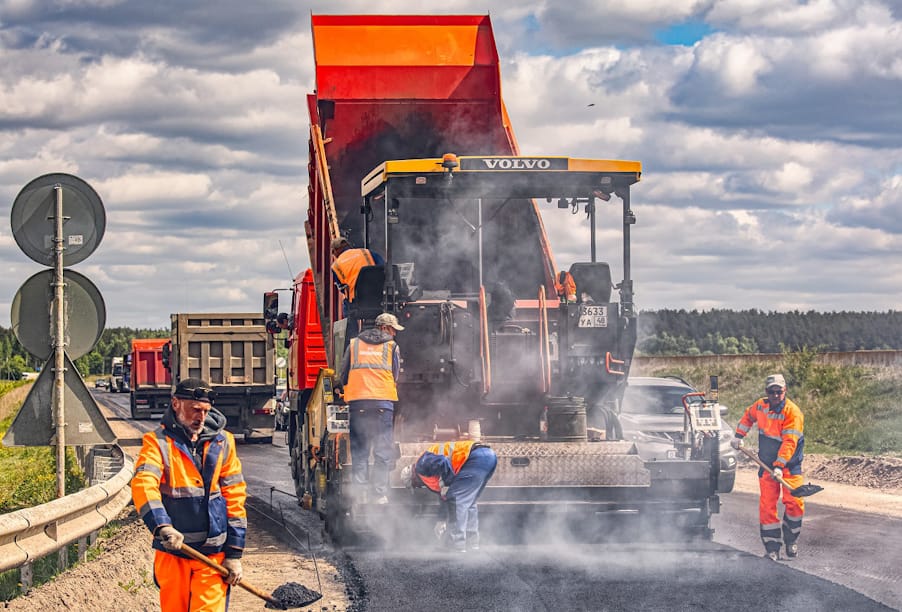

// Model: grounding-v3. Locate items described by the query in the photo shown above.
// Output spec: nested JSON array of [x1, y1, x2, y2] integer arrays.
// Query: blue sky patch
[[654, 20, 715, 46]]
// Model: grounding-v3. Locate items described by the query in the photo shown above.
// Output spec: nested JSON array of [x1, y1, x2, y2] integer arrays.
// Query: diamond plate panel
[[395, 440, 651, 487]]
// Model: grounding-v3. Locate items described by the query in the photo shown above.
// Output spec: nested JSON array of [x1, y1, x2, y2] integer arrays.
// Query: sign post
[[6, 173, 114, 498]]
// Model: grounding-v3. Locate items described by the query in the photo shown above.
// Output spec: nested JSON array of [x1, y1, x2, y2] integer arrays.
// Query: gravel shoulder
[[1, 504, 351, 611], [732, 453, 902, 518]]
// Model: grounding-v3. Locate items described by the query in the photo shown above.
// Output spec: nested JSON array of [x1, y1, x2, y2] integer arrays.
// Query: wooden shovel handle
[[737, 445, 793, 488], [178, 544, 282, 607]]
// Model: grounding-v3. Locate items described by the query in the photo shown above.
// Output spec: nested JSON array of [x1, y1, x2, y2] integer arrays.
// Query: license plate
[[578, 305, 608, 328]]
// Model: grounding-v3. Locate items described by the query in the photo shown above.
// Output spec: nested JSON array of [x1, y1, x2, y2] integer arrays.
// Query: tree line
[[637, 309, 902, 355], [2, 309, 901, 378], [0, 326, 167, 381]]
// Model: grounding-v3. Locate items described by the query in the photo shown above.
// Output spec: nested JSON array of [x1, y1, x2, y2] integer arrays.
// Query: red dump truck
[[265, 14, 723, 543], [128, 338, 171, 419]]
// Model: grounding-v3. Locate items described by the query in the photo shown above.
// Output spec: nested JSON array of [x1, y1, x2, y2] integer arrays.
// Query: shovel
[[178, 544, 322, 610], [737, 445, 824, 497]]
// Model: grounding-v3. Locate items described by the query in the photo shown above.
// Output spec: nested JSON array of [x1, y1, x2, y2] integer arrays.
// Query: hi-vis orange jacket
[[331, 248, 375, 302], [554, 271, 576, 302], [344, 332, 399, 402], [735, 397, 805, 475], [131, 409, 247, 558], [416, 440, 479, 493]]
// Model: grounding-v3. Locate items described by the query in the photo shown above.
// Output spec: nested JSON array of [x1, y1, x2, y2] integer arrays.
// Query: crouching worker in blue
[[401, 440, 497, 552]]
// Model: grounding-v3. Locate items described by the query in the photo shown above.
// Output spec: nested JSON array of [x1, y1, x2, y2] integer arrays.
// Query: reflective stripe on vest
[[344, 338, 398, 401], [419, 440, 476, 493], [331, 249, 375, 301]]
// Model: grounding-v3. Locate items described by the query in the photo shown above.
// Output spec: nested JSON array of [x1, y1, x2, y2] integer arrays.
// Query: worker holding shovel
[[132, 378, 247, 611], [731, 374, 806, 561]]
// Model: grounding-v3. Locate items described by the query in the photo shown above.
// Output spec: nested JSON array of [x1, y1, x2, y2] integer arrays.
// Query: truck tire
[[718, 469, 736, 493], [130, 393, 137, 419]]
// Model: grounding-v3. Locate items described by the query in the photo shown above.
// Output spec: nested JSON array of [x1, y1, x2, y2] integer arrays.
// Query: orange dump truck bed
[[306, 15, 556, 352]]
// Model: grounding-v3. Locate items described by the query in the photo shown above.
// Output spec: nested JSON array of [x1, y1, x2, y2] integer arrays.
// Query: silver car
[[619, 376, 736, 493]]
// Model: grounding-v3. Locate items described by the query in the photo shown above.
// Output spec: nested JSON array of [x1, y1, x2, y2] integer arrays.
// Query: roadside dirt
[[2, 506, 351, 611]]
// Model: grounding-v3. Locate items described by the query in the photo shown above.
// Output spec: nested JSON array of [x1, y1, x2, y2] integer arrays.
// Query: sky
[[1, 0, 901, 330]]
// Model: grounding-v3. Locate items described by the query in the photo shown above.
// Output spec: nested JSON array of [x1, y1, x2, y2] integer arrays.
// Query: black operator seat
[[568, 262, 613, 303], [348, 265, 385, 320]]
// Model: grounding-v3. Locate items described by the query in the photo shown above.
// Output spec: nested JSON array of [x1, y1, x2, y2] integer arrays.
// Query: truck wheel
[[130, 395, 137, 419], [718, 469, 736, 493]]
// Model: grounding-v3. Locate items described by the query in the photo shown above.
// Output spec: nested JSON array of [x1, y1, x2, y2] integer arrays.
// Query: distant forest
[[0, 326, 167, 380], [1, 310, 901, 378], [637, 309, 902, 355]]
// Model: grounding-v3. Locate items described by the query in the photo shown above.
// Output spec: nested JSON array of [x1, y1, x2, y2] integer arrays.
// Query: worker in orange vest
[[131, 378, 247, 611], [331, 237, 384, 305], [331, 236, 384, 343], [402, 439, 498, 552], [554, 270, 577, 303], [732, 373, 806, 561], [340, 312, 403, 504]]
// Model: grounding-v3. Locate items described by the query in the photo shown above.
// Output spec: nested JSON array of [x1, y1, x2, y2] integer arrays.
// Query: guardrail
[[0, 444, 134, 576]]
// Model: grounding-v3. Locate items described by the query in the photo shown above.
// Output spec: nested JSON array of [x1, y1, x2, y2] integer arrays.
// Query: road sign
[[2, 352, 116, 447], [10, 173, 106, 266], [10, 269, 106, 361]]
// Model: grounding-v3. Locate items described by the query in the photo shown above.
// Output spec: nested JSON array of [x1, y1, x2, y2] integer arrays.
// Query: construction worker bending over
[[131, 378, 247, 611], [731, 373, 805, 561], [340, 312, 403, 504], [402, 439, 498, 552]]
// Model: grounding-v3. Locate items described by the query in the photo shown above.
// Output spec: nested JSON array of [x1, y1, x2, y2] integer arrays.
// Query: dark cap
[[173, 377, 216, 404]]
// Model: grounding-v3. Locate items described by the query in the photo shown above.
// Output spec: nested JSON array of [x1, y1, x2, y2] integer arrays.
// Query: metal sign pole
[[53, 184, 67, 498]]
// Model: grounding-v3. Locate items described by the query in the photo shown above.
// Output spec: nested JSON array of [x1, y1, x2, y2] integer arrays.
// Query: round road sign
[[11, 269, 106, 360], [10, 173, 106, 266]]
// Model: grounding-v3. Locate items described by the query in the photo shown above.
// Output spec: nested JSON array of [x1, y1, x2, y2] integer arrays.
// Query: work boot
[[764, 550, 780, 561], [374, 495, 388, 505], [785, 543, 799, 558], [466, 532, 479, 551]]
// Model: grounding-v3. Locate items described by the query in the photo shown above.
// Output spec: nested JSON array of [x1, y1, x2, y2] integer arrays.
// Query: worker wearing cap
[[402, 439, 498, 552], [132, 378, 247, 611], [340, 312, 403, 504], [731, 373, 805, 561]]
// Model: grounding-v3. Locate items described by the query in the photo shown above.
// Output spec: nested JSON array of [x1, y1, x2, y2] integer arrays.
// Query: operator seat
[[568, 262, 613, 303], [348, 265, 385, 320]]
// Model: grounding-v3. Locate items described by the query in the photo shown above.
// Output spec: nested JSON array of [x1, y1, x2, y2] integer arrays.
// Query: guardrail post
[[78, 536, 88, 563], [57, 545, 68, 571], [20, 562, 33, 593]]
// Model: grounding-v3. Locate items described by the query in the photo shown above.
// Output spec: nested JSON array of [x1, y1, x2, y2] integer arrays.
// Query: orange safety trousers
[[758, 471, 805, 525], [154, 550, 231, 612]]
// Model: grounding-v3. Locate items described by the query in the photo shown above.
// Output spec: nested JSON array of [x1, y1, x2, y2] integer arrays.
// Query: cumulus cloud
[[1, 1, 901, 328]]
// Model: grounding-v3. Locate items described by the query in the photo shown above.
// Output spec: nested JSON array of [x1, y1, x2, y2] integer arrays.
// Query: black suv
[[620, 376, 736, 493]]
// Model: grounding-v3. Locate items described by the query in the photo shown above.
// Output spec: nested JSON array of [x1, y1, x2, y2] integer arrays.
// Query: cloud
[[1, 2, 901, 329]]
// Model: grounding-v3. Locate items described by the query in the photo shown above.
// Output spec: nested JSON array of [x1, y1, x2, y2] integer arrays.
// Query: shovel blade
[[790, 482, 824, 498], [265, 583, 323, 610]]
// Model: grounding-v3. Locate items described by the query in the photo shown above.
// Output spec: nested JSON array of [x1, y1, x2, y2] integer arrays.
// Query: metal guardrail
[[0, 444, 135, 574]]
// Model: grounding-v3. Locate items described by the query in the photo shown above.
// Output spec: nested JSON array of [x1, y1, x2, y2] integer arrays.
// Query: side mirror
[[162, 342, 171, 370], [263, 292, 279, 321]]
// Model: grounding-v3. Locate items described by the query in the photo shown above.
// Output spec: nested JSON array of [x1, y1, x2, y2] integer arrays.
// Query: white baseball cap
[[765, 374, 786, 389]]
